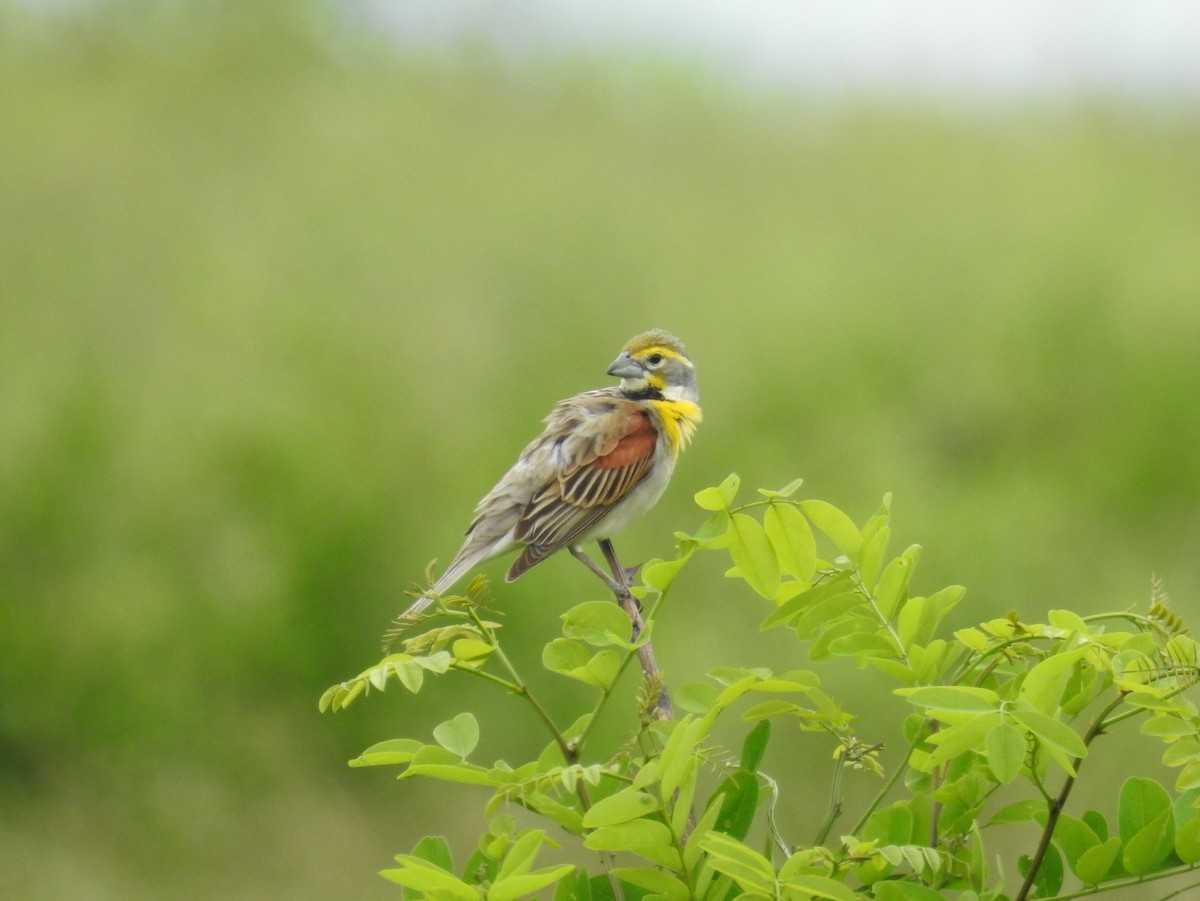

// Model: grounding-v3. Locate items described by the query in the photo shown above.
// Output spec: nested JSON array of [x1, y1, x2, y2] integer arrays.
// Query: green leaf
[[798, 499, 862, 557], [675, 680, 720, 714], [641, 546, 695, 592], [1019, 647, 1087, 714], [1009, 709, 1087, 758], [381, 855, 480, 900], [872, 882, 947, 901], [452, 638, 494, 664], [726, 512, 781, 599], [756, 477, 805, 499], [609, 868, 690, 901], [985, 721, 1026, 784], [862, 803, 914, 845], [583, 820, 681, 870], [580, 790, 659, 828], [1123, 809, 1174, 875], [552, 868, 589, 901], [697, 832, 775, 895], [411, 835, 456, 874], [1083, 809, 1109, 841], [1018, 842, 1063, 898], [763, 502, 817, 581], [896, 595, 926, 650], [349, 738, 424, 767], [655, 715, 706, 802], [709, 770, 759, 840], [925, 713, 1000, 768], [489, 866, 576, 901], [495, 829, 545, 881], [560, 601, 634, 647], [1119, 776, 1173, 844], [433, 712, 480, 759], [779, 874, 861, 901], [542, 639, 621, 688], [858, 524, 890, 590], [828, 629, 898, 657], [1075, 837, 1122, 885], [989, 799, 1045, 825], [896, 685, 1000, 714], [740, 720, 771, 772], [1176, 812, 1200, 864], [1051, 814, 1100, 871], [695, 473, 740, 510], [874, 546, 919, 622]]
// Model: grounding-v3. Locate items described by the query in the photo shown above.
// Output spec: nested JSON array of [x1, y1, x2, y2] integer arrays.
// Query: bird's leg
[[569, 546, 623, 594], [598, 538, 642, 593], [593, 539, 673, 722]]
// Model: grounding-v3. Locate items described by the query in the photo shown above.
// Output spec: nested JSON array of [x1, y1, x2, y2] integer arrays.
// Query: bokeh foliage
[[1, 2, 1198, 898]]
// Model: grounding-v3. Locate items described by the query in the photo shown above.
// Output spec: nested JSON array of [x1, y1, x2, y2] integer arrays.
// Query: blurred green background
[[2, 2, 1199, 898]]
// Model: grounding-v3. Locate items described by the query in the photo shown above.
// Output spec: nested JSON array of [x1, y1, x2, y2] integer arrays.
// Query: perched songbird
[[402, 329, 701, 619]]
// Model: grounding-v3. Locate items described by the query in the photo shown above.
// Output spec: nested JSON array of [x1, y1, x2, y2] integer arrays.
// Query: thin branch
[[1014, 694, 1125, 901]]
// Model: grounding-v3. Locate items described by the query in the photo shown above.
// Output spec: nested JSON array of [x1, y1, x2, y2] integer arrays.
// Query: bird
[[400, 329, 701, 621]]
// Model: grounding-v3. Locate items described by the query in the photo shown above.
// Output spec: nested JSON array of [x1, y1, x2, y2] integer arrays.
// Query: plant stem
[[813, 747, 846, 846], [848, 730, 924, 837], [468, 608, 574, 762], [1036, 864, 1199, 900], [1014, 695, 1125, 901]]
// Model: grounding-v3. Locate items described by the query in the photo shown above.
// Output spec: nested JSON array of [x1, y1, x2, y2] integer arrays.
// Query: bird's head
[[607, 329, 698, 404]]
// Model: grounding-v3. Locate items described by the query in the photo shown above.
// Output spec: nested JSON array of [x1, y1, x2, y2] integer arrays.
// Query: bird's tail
[[383, 549, 488, 651]]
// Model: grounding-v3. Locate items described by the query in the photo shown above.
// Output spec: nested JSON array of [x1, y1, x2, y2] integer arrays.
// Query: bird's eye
[[647, 353, 664, 366]]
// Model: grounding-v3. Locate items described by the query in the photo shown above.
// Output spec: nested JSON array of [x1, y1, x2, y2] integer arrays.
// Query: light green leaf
[[988, 799, 1045, 825], [433, 712, 480, 759], [896, 596, 926, 650], [560, 601, 634, 648], [641, 546, 695, 592], [583, 820, 681, 869], [698, 832, 775, 895], [1075, 836, 1122, 885], [609, 868, 690, 901], [411, 835, 455, 874], [874, 546, 919, 622], [1141, 715, 1198, 739], [542, 639, 620, 688], [727, 512, 780, 599], [1019, 647, 1087, 714], [695, 473, 740, 510], [862, 803, 914, 845], [798, 499, 862, 557], [872, 881, 947, 900], [1018, 842, 1064, 898], [580, 790, 659, 827], [756, 477, 804, 499], [452, 638, 494, 664], [779, 874, 861, 901], [985, 721, 1026, 784], [349, 738, 424, 768], [1119, 776, 1172, 843], [1051, 814, 1100, 871], [1009, 709, 1087, 758], [382, 855, 480, 900], [895, 685, 1000, 714], [1123, 809, 1174, 875], [1176, 812, 1200, 864], [763, 502, 817, 581], [488, 866, 576, 901], [858, 524, 890, 590]]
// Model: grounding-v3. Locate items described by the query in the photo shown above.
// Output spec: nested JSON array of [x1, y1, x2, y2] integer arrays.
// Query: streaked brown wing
[[507, 406, 656, 579]]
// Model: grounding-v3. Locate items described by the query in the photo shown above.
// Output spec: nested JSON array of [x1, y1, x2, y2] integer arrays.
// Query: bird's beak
[[606, 352, 643, 379]]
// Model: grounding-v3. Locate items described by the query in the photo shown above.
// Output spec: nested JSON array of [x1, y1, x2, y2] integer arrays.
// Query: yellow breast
[[648, 399, 703, 459]]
